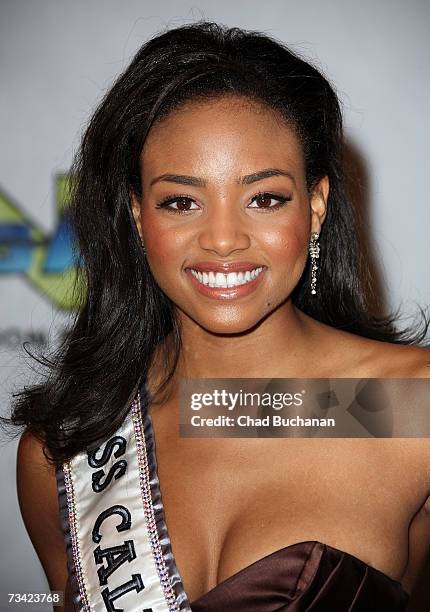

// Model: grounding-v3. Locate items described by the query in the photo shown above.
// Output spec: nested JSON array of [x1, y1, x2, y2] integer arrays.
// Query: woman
[[10, 21, 430, 611]]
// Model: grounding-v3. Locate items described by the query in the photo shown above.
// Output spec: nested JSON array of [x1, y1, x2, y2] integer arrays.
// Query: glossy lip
[[185, 266, 267, 301], [185, 261, 265, 274]]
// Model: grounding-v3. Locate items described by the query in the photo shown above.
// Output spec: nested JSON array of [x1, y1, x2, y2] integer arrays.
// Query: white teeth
[[226, 273, 236, 288], [209, 271, 216, 287], [215, 272, 225, 287], [190, 267, 264, 288]]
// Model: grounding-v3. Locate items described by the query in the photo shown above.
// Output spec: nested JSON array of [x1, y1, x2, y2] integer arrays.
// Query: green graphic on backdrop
[[0, 175, 81, 310]]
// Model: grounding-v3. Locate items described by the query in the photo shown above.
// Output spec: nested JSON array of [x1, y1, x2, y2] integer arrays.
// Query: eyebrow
[[149, 168, 296, 188]]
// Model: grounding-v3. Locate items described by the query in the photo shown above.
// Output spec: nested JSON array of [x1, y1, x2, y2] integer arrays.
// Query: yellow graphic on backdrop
[[0, 175, 80, 310]]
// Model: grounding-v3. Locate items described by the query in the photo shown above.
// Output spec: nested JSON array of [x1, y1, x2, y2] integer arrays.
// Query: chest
[[150, 415, 429, 602]]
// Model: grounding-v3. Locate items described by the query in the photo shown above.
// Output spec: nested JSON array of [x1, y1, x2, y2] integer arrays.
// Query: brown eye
[[248, 192, 291, 212], [256, 194, 273, 208], [175, 197, 193, 211], [155, 196, 200, 214]]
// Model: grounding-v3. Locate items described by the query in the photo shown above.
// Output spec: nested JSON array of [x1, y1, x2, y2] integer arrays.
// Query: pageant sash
[[56, 380, 192, 612]]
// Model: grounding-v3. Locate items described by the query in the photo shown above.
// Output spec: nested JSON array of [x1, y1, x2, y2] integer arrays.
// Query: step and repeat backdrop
[[1, 1, 429, 610]]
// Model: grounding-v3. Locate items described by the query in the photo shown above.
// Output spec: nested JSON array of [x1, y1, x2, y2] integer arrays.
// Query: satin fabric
[[190, 540, 410, 611]]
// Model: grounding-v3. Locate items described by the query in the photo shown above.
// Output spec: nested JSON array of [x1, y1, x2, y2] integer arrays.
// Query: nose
[[197, 200, 251, 256]]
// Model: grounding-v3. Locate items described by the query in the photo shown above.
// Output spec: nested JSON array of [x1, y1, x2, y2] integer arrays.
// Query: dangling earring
[[309, 232, 320, 295], [141, 239, 146, 255]]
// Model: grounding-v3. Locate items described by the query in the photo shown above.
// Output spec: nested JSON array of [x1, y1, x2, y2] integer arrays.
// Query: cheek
[[141, 211, 187, 261], [141, 219, 189, 293], [146, 232, 182, 259], [263, 217, 309, 270], [272, 231, 304, 258]]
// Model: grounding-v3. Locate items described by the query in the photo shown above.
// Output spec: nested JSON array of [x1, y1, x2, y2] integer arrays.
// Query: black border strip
[[55, 465, 88, 611], [140, 377, 193, 611]]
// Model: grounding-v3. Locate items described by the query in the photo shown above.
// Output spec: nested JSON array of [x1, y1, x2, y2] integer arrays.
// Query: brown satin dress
[[64, 540, 409, 611], [189, 540, 410, 611]]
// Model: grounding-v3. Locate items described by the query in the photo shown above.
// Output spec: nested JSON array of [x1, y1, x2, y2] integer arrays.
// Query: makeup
[[184, 265, 267, 300]]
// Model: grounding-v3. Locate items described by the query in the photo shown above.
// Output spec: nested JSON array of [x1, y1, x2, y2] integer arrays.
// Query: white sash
[[56, 379, 192, 611]]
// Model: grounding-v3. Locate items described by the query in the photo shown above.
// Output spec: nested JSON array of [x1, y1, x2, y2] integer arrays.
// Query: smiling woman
[[131, 96, 328, 333], [6, 20, 430, 612]]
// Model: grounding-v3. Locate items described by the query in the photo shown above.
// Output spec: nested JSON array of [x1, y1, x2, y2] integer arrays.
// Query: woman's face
[[132, 95, 328, 334]]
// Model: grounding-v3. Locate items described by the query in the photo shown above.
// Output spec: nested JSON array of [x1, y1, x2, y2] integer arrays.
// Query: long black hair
[[4, 21, 429, 466]]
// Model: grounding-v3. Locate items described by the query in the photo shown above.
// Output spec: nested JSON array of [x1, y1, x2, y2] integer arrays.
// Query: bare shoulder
[[299, 311, 430, 378], [317, 327, 430, 466], [332, 327, 430, 379], [16, 431, 69, 606], [359, 338, 430, 504], [16, 430, 59, 520], [362, 338, 430, 446], [371, 341, 430, 378]]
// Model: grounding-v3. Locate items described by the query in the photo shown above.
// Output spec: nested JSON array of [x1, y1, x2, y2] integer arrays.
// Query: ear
[[310, 175, 329, 234], [130, 191, 143, 240]]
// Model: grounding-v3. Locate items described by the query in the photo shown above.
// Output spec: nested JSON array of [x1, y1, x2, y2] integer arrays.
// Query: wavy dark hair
[[3, 20, 429, 467]]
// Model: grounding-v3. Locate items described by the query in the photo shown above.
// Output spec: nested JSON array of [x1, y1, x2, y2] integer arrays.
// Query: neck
[[148, 301, 326, 399]]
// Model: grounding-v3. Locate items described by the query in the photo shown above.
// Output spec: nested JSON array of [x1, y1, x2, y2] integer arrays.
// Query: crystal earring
[[309, 232, 320, 295]]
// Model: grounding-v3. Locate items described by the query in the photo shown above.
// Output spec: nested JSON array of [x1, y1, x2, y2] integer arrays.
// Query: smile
[[184, 265, 267, 301], [189, 267, 264, 288]]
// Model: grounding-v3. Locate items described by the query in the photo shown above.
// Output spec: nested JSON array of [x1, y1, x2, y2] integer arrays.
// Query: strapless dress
[[64, 538, 409, 610], [189, 539, 410, 611]]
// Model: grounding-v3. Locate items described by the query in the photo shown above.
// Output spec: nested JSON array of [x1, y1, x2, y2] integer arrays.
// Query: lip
[[185, 261, 266, 273], [185, 266, 267, 301]]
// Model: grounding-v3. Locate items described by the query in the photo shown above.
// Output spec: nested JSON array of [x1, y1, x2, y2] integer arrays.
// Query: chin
[[185, 308, 267, 336]]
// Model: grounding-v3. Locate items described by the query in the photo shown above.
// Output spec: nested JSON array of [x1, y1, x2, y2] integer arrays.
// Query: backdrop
[[1, 1, 429, 610]]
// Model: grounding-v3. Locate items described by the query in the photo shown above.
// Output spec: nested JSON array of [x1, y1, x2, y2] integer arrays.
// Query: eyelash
[[154, 192, 292, 215]]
